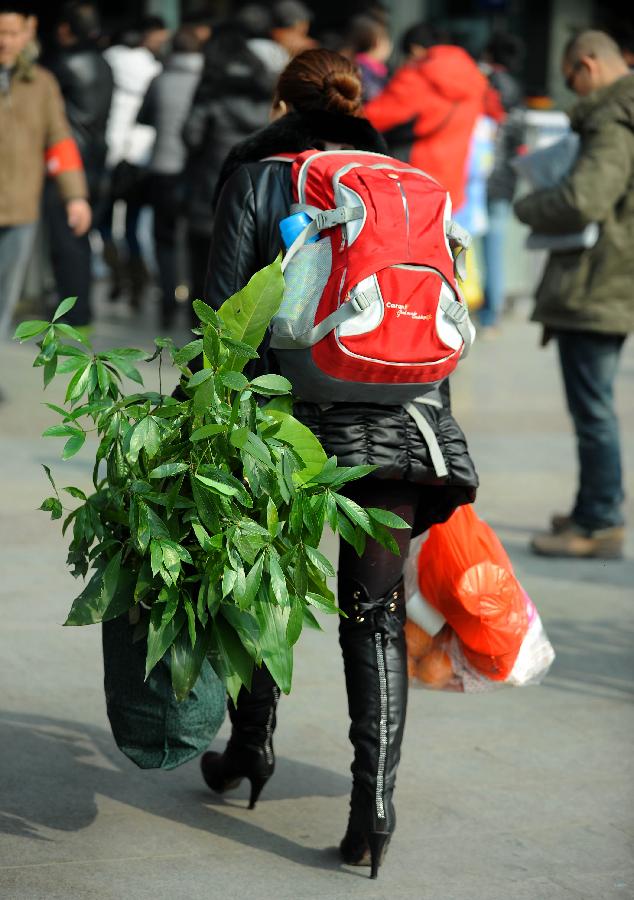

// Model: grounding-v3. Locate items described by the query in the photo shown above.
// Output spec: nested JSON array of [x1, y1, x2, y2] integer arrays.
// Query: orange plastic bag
[[418, 505, 529, 680]]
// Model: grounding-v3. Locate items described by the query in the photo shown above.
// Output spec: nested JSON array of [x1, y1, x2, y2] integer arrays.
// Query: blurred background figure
[[0, 0, 89, 342], [137, 26, 204, 329], [478, 32, 526, 336], [182, 22, 273, 310], [102, 17, 168, 310], [42, 1, 113, 328], [364, 22, 504, 215], [345, 13, 392, 102], [245, 0, 315, 78]]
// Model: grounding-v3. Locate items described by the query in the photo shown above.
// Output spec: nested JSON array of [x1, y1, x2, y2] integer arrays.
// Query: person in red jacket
[[364, 22, 504, 212]]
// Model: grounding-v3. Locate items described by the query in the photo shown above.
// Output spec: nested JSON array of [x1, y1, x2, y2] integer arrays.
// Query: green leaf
[[62, 432, 86, 460], [336, 509, 365, 556], [54, 322, 90, 345], [14, 319, 50, 342], [221, 606, 260, 659], [42, 424, 83, 438], [286, 595, 303, 646], [173, 339, 204, 366], [184, 596, 197, 647], [217, 258, 285, 370], [150, 539, 164, 576], [40, 497, 63, 520], [64, 565, 134, 626], [42, 464, 58, 495], [266, 497, 278, 537], [109, 356, 143, 384], [134, 557, 154, 601], [221, 371, 249, 392], [130, 416, 161, 459], [304, 545, 336, 577], [255, 595, 293, 694], [190, 423, 225, 441], [65, 363, 92, 403], [170, 626, 210, 701], [264, 410, 327, 483], [243, 432, 273, 469], [192, 521, 215, 554], [219, 335, 259, 361], [250, 374, 292, 395], [306, 591, 339, 614], [243, 554, 265, 607], [52, 296, 78, 321], [146, 506, 170, 540], [222, 566, 237, 598], [145, 606, 186, 678], [149, 462, 189, 479], [63, 485, 87, 500], [262, 395, 292, 415], [43, 355, 58, 387], [96, 360, 110, 394], [267, 550, 288, 605], [208, 616, 254, 701], [334, 494, 375, 535], [188, 369, 213, 389], [366, 507, 410, 529], [136, 501, 151, 553], [192, 299, 219, 326], [370, 521, 401, 556], [229, 425, 249, 449], [195, 474, 239, 496]]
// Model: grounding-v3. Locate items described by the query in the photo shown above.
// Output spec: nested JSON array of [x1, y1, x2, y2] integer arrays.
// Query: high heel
[[338, 577, 408, 878], [200, 665, 279, 809], [368, 832, 390, 879], [200, 742, 273, 809]]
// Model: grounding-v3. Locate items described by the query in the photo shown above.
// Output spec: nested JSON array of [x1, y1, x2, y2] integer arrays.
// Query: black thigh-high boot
[[338, 575, 408, 878], [200, 664, 280, 808]]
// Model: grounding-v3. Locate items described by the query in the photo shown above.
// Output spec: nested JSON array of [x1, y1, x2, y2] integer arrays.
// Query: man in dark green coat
[[515, 30, 633, 559]]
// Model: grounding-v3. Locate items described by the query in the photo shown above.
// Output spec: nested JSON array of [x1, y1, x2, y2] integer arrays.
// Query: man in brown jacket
[[0, 3, 91, 340]]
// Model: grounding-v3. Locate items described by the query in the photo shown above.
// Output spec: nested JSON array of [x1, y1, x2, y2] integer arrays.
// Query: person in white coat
[[101, 17, 168, 307]]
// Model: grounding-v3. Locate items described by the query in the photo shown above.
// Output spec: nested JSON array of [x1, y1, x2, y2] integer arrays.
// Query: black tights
[[338, 478, 422, 603]]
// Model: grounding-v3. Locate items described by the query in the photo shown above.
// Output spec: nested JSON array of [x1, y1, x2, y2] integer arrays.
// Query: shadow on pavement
[[0, 712, 349, 873], [541, 618, 634, 702]]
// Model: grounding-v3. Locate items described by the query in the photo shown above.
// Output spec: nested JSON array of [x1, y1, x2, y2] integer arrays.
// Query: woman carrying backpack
[[199, 48, 478, 877]]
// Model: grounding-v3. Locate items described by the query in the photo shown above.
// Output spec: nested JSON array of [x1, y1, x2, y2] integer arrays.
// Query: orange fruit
[[416, 648, 454, 689], [405, 620, 433, 658]]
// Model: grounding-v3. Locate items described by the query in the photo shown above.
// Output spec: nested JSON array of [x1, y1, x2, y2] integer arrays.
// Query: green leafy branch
[[15, 259, 407, 703]]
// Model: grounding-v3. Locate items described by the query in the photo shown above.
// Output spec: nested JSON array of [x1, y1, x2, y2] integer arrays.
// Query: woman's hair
[[276, 48, 363, 116]]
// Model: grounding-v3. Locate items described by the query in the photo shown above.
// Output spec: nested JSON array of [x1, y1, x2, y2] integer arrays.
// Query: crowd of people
[[0, 0, 525, 336]]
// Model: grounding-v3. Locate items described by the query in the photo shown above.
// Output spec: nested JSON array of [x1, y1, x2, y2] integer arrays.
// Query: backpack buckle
[[445, 299, 469, 324], [350, 291, 372, 313]]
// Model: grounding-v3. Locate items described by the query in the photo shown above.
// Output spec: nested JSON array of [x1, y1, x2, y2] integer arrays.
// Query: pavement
[[0, 291, 633, 900]]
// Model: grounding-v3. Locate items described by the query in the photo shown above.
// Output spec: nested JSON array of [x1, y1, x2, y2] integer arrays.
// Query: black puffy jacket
[[205, 110, 478, 526]]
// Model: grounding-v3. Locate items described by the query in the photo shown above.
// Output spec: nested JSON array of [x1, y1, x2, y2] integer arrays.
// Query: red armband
[[45, 137, 83, 175]]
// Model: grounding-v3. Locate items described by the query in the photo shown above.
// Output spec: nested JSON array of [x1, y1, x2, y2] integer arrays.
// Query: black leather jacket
[[205, 111, 478, 527], [44, 43, 113, 188]]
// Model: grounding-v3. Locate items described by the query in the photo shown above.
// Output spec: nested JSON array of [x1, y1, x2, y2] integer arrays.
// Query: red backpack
[[268, 150, 474, 474]]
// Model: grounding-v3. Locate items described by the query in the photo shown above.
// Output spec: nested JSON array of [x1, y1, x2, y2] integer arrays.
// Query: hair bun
[[323, 71, 362, 115]]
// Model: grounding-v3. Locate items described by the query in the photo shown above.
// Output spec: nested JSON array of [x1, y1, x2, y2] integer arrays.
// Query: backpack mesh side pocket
[[272, 237, 332, 341]]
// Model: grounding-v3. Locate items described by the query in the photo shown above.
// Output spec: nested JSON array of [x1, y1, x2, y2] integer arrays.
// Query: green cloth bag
[[102, 614, 226, 770]]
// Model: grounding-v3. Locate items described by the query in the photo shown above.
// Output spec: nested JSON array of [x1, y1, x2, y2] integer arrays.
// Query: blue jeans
[[481, 198, 511, 327], [557, 330, 626, 531]]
